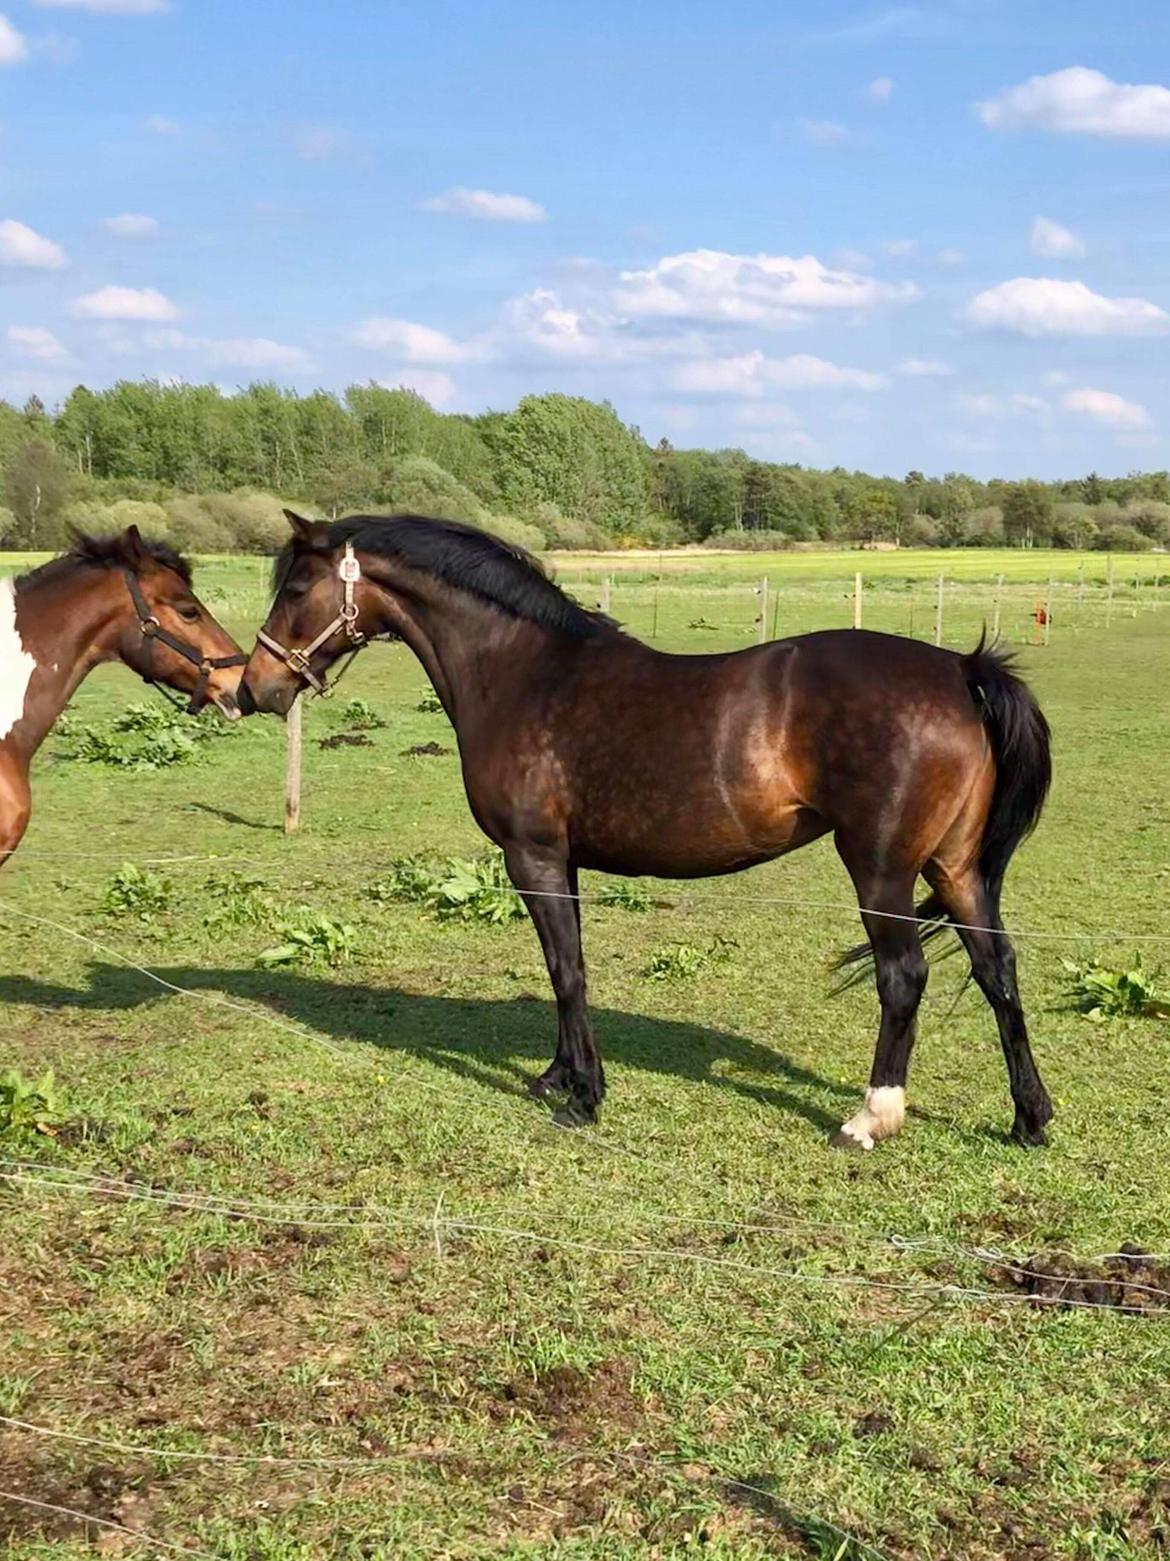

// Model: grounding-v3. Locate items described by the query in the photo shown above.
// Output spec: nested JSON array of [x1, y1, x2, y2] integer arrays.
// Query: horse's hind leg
[[503, 846, 605, 1125], [833, 843, 927, 1150], [924, 861, 1052, 1146]]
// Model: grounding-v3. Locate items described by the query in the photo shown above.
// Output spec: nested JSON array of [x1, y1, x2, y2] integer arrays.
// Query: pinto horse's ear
[[121, 524, 146, 565]]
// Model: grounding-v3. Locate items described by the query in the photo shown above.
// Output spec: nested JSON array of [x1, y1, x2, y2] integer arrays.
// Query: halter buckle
[[338, 545, 361, 585]]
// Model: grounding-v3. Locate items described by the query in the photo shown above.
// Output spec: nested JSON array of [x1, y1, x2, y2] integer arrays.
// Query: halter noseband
[[255, 542, 368, 697], [124, 569, 248, 715]]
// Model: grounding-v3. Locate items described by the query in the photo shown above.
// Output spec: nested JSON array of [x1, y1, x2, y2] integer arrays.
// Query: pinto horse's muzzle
[[125, 569, 248, 716]]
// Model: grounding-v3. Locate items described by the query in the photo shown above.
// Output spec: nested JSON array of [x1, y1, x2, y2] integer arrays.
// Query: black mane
[[17, 532, 192, 590], [280, 514, 613, 640]]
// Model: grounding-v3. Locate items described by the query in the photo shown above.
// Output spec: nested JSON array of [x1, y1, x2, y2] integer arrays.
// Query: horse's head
[[111, 526, 247, 718], [240, 511, 376, 716]]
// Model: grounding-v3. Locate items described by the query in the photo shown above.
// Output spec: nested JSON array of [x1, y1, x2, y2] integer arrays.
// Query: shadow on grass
[[181, 802, 282, 833], [724, 1472, 883, 1559], [0, 961, 856, 1135]]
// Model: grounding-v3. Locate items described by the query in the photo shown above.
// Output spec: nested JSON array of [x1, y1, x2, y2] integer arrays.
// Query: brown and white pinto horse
[[241, 512, 1054, 1151], [0, 527, 246, 869]]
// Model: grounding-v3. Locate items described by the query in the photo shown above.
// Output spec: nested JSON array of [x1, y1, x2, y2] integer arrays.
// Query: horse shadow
[[0, 962, 857, 1135]]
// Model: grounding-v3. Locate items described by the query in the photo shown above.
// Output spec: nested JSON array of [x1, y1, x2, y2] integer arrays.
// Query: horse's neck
[[386, 586, 547, 729], [3, 570, 121, 757]]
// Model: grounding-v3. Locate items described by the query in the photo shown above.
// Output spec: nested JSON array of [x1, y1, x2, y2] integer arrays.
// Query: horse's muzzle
[[237, 675, 298, 718]]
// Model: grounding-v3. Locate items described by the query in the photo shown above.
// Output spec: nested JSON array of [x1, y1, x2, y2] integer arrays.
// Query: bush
[[1095, 524, 1153, 552], [903, 513, 941, 547], [102, 864, 173, 920], [964, 506, 1005, 546], [529, 502, 610, 551], [702, 529, 793, 552], [369, 853, 525, 926], [478, 512, 547, 553], [0, 1068, 62, 1139]]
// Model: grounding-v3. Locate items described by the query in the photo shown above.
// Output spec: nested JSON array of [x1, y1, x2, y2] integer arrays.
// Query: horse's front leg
[[503, 847, 604, 1125], [0, 758, 31, 873]]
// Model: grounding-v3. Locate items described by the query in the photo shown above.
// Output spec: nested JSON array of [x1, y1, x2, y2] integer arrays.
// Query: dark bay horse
[[240, 512, 1053, 1150], [0, 526, 246, 869]]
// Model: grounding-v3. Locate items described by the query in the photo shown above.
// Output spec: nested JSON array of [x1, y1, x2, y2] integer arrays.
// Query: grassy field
[[1, 547, 1169, 1560]]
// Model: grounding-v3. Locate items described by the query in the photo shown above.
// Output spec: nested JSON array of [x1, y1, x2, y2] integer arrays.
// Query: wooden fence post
[[600, 575, 611, 615], [934, 574, 944, 647], [992, 573, 1003, 640], [284, 694, 303, 835], [1044, 576, 1053, 646], [758, 577, 769, 643], [1106, 555, 1114, 627], [853, 570, 863, 630]]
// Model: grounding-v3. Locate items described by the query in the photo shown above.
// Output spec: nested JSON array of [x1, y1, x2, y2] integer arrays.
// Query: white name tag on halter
[[338, 547, 361, 584]]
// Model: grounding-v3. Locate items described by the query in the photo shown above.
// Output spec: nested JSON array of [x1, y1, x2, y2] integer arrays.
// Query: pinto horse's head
[[239, 511, 375, 716], [76, 526, 247, 718]]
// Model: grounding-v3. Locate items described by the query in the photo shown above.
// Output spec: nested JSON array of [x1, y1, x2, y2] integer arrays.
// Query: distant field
[[1, 547, 1168, 1559]]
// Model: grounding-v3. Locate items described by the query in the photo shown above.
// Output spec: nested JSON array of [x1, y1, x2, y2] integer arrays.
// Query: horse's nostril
[[236, 680, 256, 716]]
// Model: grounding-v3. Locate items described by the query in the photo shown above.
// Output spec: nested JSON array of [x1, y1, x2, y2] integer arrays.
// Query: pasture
[[1, 546, 1169, 1560]]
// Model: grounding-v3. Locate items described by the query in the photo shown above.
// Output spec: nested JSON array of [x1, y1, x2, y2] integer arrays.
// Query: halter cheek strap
[[124, 569, 247, 715], [256, 542, 368, 697]]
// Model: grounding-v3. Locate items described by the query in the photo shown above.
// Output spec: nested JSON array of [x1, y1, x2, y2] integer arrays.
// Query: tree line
[[2, 380, 1168, 554]]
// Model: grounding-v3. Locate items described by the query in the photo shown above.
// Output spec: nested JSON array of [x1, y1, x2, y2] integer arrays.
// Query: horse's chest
[[0, 580, 37, 742]]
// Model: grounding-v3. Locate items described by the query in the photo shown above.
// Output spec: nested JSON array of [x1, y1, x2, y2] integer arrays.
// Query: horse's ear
[[121, 524, 145, 565], [283, 509, 322, 543]]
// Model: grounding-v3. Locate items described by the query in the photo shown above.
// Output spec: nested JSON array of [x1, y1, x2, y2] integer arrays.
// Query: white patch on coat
[[0, 578, 37, 740], [837, 1085, 906, 1150]]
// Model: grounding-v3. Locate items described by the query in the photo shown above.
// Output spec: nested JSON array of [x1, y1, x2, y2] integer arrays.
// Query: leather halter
[[124, 568, 248, 715], [255, 542, 367, 697]]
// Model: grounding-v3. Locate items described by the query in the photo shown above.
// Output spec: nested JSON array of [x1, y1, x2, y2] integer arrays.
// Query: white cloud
[[896, 357, 952, 376], [0, 219, 66, 268], [103, 212, 160, 238], [674, 350, 888, 396], [885, 238, 917, 257], [809, 7, 948, 46], [978, 66, 1170, 140], [835, 247, 872, 269], [422, 187, 547, 223], [733, 401, 802, 426], [497, 288, 651, 361], [377, 369, 456, 407], [7, 325, 68, 361], [349, 317, 477, 365], [72, 284, 178, 320], [1062, 386, 1151, 430], [866, 75, 894, 104], [1029, 215, 1085, 259], [934, 247, 965, 267], [959, 391, 1049, 418], [142, 329, 313, 372], [966, 277, 1169, 337], [1043, 369, 1072, 387], [32, 0, 170, 11], [801, 118, 851, 145], [144, 114, 179, 135], [294, 126, 349, 163], [615, 248, 916, 328], [0, 13, 27, 62]]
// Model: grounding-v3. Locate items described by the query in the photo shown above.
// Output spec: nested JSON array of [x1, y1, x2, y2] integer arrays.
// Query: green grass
[[1, 550, 1169, 1559]]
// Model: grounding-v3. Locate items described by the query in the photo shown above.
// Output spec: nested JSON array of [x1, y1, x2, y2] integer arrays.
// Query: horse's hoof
[[829, 1127, 872, 1153], [1011, 1123, 1049, 1149], [552, 1100, 598, 1129], [527, 1073, 563, 1101]]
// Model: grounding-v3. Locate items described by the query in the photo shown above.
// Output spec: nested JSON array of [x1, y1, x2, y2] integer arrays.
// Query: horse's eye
[[178, 604, 201, 622]]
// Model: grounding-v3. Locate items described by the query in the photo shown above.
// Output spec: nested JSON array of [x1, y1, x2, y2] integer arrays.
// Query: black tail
[[835, 633, 1051, 980]]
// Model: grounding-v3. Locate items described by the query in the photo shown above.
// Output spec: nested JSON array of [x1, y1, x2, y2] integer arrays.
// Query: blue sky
[[2, 0, 1170, 478]]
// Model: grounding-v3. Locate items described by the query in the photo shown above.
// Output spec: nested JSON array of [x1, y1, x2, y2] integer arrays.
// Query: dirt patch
[[492, 1358, 646, 1444], [991, 1246, 1170, 1314], [400, 741, 452, 757], [318, 731, 374, 750]]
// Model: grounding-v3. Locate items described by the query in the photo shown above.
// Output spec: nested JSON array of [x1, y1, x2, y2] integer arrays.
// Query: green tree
[[1002, 481, 1054, 547], [5, 441, 71, 547]]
